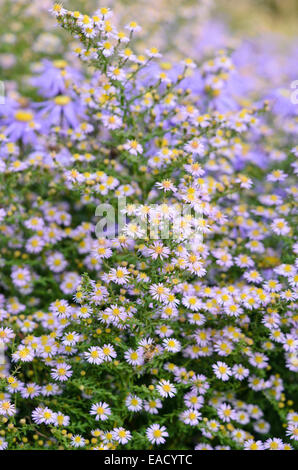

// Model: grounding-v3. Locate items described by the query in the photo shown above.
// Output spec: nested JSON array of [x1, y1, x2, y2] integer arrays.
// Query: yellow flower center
[[14, 111, 33, 122], [53, 60, 67, 69], [54, 95, 71, 106]]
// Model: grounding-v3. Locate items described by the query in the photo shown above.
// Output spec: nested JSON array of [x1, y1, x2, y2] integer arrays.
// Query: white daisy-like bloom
[[52, 412, 70, 427], [248, 404, 263, 420], [91, 285, 109, 304], [24, 216, 44, 230], [181, 57, 196, 69], [46, 252, 67, 273], [26, 236, 45, 254], [101, 113, 123, 130], [231, 428, 247, 444], [146, 242, 170, 260], [145, 47, 162, 58], [235, 410, 250, 425], [90, 402, 111, 421], [0, 208, 6, 222], [267, 169, 288, 182], [155, 180, 176, 192], [77, 304, 92, 319], [184, 139, 205, 156], [104, 305, 128, 325], [96, 6, 113, 18], [112, 427, 132, 444], [163, 338, 181, 353], [143, 398, 162, 414], [212, 361, 232, 381], [123, 139, 143, 156], [98, 40, 114, 57], [50, 3, 67, 17], [289, 273, 298, 288], [125, 21, 141, 33], [217, 403, 236, 423], [146, 424, 168, 445], [100, 344, 117, 362], [248, 352, 268, 369], [109, 266, 130, 285], [107, 66, 126, 82], [12, 345, 34, 363], [0, 438, 8, 450], [234, 254, 254, 268], [195, 443, 213, 450], [264, 437, 285, 450], [62, 331, 80, 346], [11, 267, 31, 287], [207, 419, 220, 433], [0, 400, 16, 417], [182, 295, 201, 311], [112, 30, 129, 43], [243, 439, 264, 450], [232, 364, 249, 380], [50, 362, 73, 382], [125, 395, 143, 412], [180, 408, 202, 425], [282, 334, 298, 353], [32, 406, 55, 425], [20, 383, 41, 399], [124, 348, 144, 366], [0, 327, 15, 344], [271, 218, 290, 236], [156, 324, 174, 338], [156, 379, 177, 398], [274, 263, 295, 277], [236, 174, 253, 189], [149, 283, 170, 302], [184, 392, 204, 410], [71, 435, 86, 448], [122, 222, 146, 239], [243, 269, 263, 284], [286, 423, 298, 441]]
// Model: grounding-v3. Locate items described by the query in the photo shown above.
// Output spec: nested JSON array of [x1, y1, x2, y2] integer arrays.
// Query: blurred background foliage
[[0, 0, 297, 88], [217, 0, 298, 36]]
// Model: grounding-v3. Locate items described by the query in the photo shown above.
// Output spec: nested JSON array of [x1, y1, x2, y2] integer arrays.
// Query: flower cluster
[[0, 2, 297, 451]]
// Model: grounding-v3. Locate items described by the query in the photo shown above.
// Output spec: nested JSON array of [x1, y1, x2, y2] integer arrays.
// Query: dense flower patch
[[0, 3, 297, 450]]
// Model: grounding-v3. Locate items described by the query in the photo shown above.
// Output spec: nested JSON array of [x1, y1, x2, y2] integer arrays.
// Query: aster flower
[[180, 408, 202, 425], [243, 439, 264, 450], [71, 435, 86, 448], [123, 139, 143, 156], [144, 398, 162, 414], [0, 327, 15, 344], [1, 1, 297, 453], [125, 395, 143, 412], [212, 361, 232, 381], [50, 362, 72, 382], [36, 95, 82, 129], [0, 438, 8, 450], [157, 380, 177, 398], [0, 400, 16, 417], [90, 402, 112, 421], [146, 424, 168, 445], [112, 427, 132, 445], [32, 406, 55, 425]]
